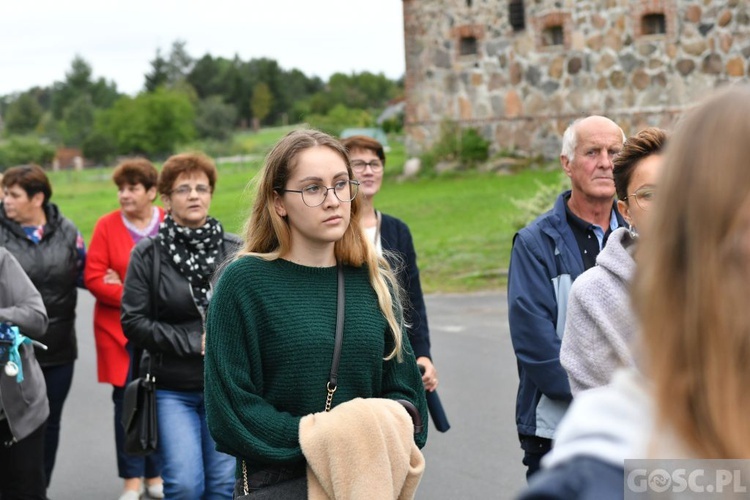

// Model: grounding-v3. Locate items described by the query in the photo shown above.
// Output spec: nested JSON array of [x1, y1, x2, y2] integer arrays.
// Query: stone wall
[[403, 0, 750, 159]]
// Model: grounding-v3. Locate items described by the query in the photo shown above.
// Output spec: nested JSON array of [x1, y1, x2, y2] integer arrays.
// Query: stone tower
[[402, 0, 750, 158]]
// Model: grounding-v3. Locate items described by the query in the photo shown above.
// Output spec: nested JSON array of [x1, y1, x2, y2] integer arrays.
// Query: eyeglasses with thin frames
[[623, 186, 656, 210], [172, 184, 212, 196], [350, 159, 383, 173], [280, 180, 359, 207]]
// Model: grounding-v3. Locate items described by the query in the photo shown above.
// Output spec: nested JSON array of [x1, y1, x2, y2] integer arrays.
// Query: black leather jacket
[[0, 203, 82, 367], [121, 232, 241, 391]]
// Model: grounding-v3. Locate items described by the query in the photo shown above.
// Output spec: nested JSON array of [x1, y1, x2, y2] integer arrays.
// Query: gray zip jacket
[[0, 247, 49, 442]]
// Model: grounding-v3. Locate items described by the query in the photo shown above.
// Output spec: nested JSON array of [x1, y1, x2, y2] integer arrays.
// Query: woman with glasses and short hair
[[560, 127, 667, 395], [121, 153, 239, 499], [340, 135, 439, 393], [203, 129, 427, 496]]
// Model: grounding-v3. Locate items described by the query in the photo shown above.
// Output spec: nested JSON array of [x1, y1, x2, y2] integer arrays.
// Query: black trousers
[[0, 418, 47, 500]]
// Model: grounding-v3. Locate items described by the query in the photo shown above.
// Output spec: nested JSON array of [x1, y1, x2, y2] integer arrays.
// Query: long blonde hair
[[634, 85, 750, 457], [238, 129, 405, 360]]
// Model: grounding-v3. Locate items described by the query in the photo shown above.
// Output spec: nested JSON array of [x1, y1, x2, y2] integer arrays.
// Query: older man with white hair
[[507, 115, 627, 480]]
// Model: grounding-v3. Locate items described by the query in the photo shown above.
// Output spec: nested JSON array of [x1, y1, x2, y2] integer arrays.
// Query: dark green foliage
[[459, 128, 490, 164], [61, 95, 95, 147], [419, 121, 491, 171], [4, 93, 43, 134], [195, 96, 238, 141], [380, 115, 403, 134], [82, 129, 117, 165], [1, 42, 403, 161], [144, 49, 169, 92]]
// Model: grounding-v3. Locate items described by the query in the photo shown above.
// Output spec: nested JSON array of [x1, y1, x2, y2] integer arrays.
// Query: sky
[[0, 1, 406, 96]]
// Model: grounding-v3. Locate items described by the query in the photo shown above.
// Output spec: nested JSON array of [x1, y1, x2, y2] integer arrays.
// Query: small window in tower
[[509, 0, 525, 31], [642, 13, 666, 35], [460, 36, 478, 56], [466, 0, 472, 6], [542, 25, 564, 46]]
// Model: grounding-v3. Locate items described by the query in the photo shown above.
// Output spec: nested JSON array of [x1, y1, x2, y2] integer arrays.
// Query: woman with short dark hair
[[0, 164, 86, 488], [84, 158, 164, 500]]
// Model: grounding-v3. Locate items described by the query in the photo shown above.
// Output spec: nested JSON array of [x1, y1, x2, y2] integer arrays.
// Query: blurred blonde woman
[[520, 85, 750, 499]]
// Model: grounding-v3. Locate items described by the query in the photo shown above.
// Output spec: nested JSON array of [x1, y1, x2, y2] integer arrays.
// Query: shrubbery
[[511, 173, 569, 230], [304, 104, 374, 137], [0, 136, 56, 169], [419, 120, 490, 172]]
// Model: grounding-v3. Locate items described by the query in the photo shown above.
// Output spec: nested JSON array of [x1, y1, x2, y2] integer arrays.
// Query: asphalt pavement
[[48, 289, 527, 499]]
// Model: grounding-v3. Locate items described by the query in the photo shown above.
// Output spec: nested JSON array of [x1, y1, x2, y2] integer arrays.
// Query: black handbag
[[121, 238, 161, 456], [122, 370, 157, 455]]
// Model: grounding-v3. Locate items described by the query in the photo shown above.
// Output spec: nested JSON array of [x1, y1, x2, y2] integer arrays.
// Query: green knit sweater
[[204, 256, 428, 472]]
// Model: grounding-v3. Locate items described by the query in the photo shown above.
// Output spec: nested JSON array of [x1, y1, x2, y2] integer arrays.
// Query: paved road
[[48, 290, 527, 499]]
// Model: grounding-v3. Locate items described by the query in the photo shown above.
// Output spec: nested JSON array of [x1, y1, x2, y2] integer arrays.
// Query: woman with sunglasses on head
[[204, 129, 427, 497], [121, 153, 239, 499], [341, 135, 439, 393], [560, 127, 667, 395]]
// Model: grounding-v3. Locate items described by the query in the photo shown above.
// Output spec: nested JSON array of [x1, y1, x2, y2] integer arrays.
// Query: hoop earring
[[628, 224, 639, 239]]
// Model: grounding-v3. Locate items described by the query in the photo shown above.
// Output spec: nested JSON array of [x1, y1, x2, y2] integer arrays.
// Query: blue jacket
[[519, 456, 624, 500], [380, 212, 431, 359], [517, 368, 649, 500], [507, 191, 625, 438]]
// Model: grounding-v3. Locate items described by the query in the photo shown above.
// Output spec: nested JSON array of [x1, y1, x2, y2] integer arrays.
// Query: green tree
[[166, 40, 193, 86], [61, 95, 95, 146], [145, 48, 169, 92], [250, 82, 273, 130], [187, 55, 227, 98], [145, 41, 194, 92], [4, 93, 43, 134], [51, 55, 93, 120], [96, 88, 195, 156], [195, 96, 237, 140]]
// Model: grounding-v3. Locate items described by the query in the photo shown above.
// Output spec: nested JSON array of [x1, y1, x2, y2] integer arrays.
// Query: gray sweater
[[0, 247, 49, 441], [561, 228, 637, 395]]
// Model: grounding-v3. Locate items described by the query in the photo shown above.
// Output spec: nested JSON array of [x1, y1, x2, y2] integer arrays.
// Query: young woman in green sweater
[[204, 129, 428, 496]]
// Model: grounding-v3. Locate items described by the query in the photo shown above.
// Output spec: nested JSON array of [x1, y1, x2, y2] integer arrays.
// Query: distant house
[[53, 148, 85, 171], [402, 0, 750, 158]]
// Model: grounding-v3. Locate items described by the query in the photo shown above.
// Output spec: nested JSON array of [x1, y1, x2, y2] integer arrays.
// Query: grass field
[[47, 129, 563, 293]]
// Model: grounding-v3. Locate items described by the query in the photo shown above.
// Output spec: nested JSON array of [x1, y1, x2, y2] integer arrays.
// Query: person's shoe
[[117, 490, 141, 500], [145, 483, 164, 499]]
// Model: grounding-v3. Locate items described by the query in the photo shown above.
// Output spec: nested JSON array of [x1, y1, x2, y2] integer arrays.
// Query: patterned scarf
[[158, 214, 224, 313]]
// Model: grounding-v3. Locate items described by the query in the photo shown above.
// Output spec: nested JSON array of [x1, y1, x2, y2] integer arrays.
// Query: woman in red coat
[[84, 159, 164, 500]]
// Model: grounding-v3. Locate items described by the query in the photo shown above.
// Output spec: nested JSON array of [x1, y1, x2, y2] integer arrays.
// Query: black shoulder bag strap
[[324, 263, 345, 412], [240, 262, 345, 495]]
